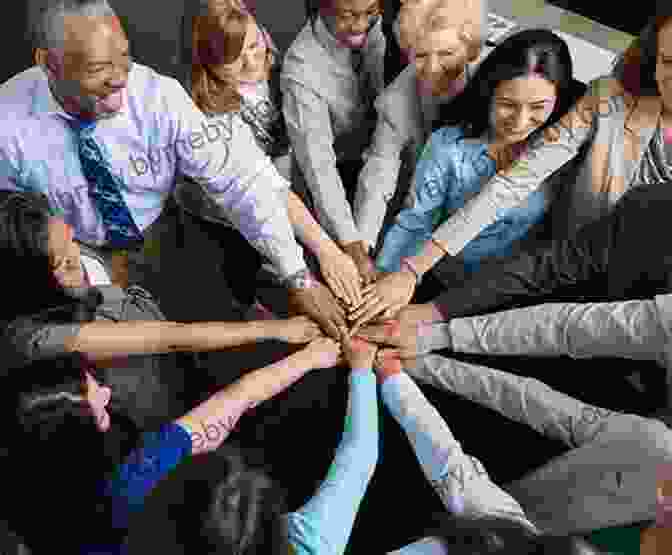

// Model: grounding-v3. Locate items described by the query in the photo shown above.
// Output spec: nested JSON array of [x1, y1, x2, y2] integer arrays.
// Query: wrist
[[284, 268, 319, 290], [399, 260, 420, 284]]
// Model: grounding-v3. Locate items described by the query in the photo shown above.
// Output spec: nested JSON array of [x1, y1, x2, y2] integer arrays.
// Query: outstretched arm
[[287, 339, 379, 555], [1, 314, 321, 368], [377, 359, 534, 528]]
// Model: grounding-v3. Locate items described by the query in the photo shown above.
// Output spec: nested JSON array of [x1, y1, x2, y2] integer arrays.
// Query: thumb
[[355, 325, 389, 343]]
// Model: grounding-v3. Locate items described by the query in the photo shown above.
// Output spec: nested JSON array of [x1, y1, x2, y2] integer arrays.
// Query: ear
[[34, 47, 49, 69]]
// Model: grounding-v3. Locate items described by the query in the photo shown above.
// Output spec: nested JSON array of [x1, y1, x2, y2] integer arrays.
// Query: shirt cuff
[[417, 322, 453, 353], [14, 322, 83, 361], [431, 214, 480, 257]]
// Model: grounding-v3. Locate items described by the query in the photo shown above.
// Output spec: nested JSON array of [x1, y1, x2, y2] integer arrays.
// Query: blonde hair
[[191, 7, 274, 114], [404, 0, 488, 61]]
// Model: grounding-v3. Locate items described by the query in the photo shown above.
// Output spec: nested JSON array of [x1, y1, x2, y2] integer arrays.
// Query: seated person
[[0, 190, 322, 430], [356, 0, 487, 255], [375, 28, 573, 276], [11, 337, 376, 554], [177, 4, 362, 318], [281, 0, 386, 285], [348, 13, 672, 329]]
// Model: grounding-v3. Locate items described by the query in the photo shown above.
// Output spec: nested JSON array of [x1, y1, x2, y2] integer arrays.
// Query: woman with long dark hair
[[357, 29, 573, 327], [351, 14, 672, 329]]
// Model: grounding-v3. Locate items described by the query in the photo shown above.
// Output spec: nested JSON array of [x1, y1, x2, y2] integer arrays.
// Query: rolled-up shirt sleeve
[[431, 77, 609, 256], [282, 79, 362, 245], [164, 79, 306, 280], [355, 95, 407, 249], [448, 297, 671, 363], [1, 317, 81, 372]]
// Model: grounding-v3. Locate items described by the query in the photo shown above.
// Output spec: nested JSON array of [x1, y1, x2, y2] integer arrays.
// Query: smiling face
[[205, 10, 269, 85], [322, 0, 381, 49], [414, 26, 469, 96], [47, 217, 85, 289], [35, 15, 131, 119], [490, 74, 557, 145], [657, 18, 672, 114]]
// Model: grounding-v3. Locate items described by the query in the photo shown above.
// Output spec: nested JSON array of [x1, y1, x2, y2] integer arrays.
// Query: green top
[[587, 522, 647, 555]]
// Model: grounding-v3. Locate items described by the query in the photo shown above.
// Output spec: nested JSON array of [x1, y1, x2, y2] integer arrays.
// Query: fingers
[[335, 267, 361, 308], [323, 273, 347, 306], [354, 323, 396, 344], [348, 297, 390, 335]]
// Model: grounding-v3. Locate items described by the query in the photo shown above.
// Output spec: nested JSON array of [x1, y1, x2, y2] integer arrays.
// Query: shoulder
[[0, 67, 47, 126], [283, 22, 319, 70], [127, 63, 193, 110], [377, 65, 416, 113]]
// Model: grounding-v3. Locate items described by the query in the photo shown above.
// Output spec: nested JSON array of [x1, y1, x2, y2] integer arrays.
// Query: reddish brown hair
[[191, 8, 273, 114]]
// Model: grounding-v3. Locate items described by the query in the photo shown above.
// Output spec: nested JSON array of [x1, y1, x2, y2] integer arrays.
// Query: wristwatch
[[284, 268, 318, 290]]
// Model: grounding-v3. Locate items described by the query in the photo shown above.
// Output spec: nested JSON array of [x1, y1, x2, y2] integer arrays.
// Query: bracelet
[[400, 258, 421, 283]]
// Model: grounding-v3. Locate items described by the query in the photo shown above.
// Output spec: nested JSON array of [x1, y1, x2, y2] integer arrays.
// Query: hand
[[395, 303, 445, 327], [300, 337, 342, 369], [317, 244, 363, 307], [355, 319, 427, 358], [288, 281, 348, 340], [373, 349, 404, 382], [348, 269, 417, 334], [272, 316, 323, 344], [342, 336, 378, 369], [342, 241, 378, 287]]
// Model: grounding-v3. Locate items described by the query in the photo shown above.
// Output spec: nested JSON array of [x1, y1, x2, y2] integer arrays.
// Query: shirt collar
[[31, 65, 129, 122]]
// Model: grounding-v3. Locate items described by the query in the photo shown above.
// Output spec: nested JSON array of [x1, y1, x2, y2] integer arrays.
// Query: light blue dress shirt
[[376, 126, 547, 274], [0, 64, 306, 279]]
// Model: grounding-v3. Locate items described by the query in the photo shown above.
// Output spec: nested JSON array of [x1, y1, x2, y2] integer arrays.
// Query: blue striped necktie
[[70, 118, 144, 248]]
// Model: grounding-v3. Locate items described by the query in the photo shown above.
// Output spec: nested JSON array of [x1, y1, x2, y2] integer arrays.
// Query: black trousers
[[432, 181, 672, 319]]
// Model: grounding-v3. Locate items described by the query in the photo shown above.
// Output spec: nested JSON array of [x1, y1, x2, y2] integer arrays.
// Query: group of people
[[1, 0, 672, 553]]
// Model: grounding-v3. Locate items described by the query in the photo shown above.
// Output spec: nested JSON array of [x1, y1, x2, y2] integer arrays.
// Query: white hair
[[29, 0, 117, 50]]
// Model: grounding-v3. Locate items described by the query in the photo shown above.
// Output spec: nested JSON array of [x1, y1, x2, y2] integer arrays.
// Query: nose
[[350, 14, 370, 34], [509, 106, 533, 132]]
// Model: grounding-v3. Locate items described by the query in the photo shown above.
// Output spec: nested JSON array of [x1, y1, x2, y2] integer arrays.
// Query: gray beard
[[48, 76, 99, 115]]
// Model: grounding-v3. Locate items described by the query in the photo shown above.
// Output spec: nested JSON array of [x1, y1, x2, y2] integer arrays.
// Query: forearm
[[69, 320, 283, 360], [380, 372, 461, 483], [177, 350, 314, 451], [289, 369, 378, 554], [449, 299, 669, 361], [380, 371, 530, 523], [287, 190, 341, 259]]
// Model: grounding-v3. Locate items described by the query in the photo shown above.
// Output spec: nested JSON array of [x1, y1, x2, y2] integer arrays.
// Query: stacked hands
[[289, 240, 436, 340], [277, 311, 433, 374]]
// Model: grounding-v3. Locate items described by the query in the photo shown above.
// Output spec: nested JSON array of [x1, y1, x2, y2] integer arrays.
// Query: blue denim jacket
[[376, 126, 547, 274]]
